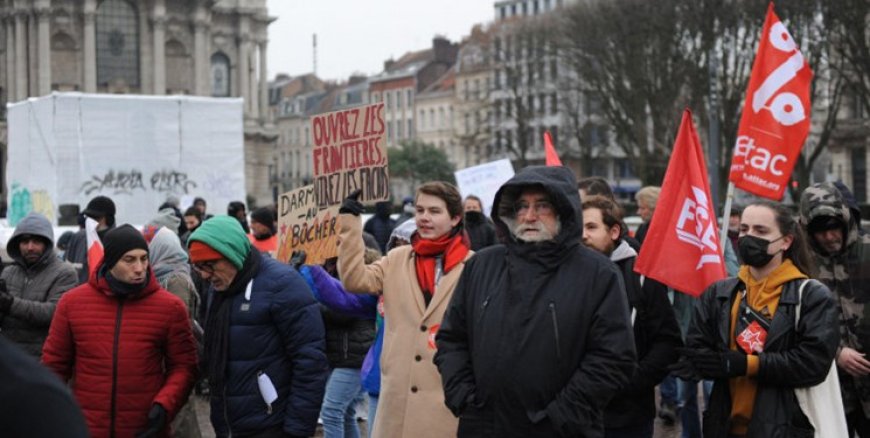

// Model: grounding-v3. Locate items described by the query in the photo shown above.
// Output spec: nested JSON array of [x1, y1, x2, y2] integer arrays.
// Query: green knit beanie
[[187, 215, 251, 269]]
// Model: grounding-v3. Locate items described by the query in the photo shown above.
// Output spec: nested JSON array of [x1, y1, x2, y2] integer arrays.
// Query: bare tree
[[556, 0, 705, 185]]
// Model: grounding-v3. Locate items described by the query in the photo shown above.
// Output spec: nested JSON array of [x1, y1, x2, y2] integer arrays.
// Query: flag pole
[[719, 182, 735, 255]]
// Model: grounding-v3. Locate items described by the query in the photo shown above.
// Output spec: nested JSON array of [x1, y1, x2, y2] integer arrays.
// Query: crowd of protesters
[[0, 168, 868, 438]]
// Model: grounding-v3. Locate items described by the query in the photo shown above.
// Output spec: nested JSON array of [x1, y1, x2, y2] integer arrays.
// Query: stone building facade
[[0, 0, 276, 206]]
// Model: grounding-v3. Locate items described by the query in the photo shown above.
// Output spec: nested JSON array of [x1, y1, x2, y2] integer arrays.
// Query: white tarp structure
[[6, 92, 245, 226], [454, 159, 515, 217]]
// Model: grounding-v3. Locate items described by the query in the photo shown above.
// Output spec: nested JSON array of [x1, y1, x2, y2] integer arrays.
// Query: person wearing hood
[[188, 216, 328, 438], [672, 201, 838, 438], [149, 227, 202, 438], [364, 201, 397, 253], [42, 224, 198, 437], [581, 196, 681, 437], [800, 181, 870, 436], [248, 206, 278, 255], [181, 207, 203, 245], [337, 182, 471, 437], [435, 166, 636, 437], [0, 212, 77, 358], [396, 196, 416, 225], [463, 195, 497, 251], [143, 208, 182, 243], [65, 195, 117, 284]]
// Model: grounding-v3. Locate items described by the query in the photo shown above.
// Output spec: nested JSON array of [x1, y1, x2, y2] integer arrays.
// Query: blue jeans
[[367, 394, 378, 438], [660, 374, 678, 406], [678, 379, 713, 438], [321, 368, 364, 438], [605, 420, 654, 438]]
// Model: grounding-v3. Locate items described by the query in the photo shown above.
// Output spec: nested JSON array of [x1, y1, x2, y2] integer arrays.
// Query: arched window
[[210, 52, 231, 97], [166, 39, 192, 94], [96, 0, 140, 87]]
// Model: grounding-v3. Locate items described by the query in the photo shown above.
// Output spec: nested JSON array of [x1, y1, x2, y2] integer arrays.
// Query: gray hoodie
[[1, 213, 77, 357]]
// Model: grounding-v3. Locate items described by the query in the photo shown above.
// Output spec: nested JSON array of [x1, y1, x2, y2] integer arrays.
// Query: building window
[[429, 109, 435, 129], [439, 108, 445, 128], [407, 89, 413, 106], [96, 0, 140, 87], [397, 90, 403, 109], [386, 92, 392, 109], [397, 119, 404, 139], [210, 52, 231, 97], [408, 119, 414, 138]]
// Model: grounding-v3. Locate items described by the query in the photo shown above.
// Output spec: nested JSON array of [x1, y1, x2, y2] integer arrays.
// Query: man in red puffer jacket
[[42, 224, 198, 438]]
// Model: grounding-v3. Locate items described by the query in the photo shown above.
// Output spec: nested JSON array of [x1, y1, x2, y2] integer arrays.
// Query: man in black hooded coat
[[435, 166, 637, 437]]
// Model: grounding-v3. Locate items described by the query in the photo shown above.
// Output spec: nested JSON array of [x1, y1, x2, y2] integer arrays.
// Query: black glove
[[339, 189, 364, 216], [135, 404, 166, 438], [668, 354, 703, 381], [290, 250, 307, 270], [0, 284, 12, 313], [683, 348, 747, 379]]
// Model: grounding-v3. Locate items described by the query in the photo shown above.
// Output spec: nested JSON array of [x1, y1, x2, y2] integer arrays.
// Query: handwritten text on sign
[[276, 185, 340, 265], [311, 103, 389, 207]]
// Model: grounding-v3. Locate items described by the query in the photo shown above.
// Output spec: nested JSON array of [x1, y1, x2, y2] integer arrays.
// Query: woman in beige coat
[[337, 182, 473, 438]]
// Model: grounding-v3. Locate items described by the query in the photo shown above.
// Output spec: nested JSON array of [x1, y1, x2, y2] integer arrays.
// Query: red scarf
[[412, 230, 470, 298]]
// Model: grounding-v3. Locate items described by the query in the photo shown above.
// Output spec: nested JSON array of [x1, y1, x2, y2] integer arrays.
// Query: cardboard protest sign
[[311, 103, 389, 207], [276, 185, 340, 265]]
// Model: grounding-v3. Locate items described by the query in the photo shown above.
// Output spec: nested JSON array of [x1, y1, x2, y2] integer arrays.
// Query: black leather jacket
[[687, 277, 838, 438]]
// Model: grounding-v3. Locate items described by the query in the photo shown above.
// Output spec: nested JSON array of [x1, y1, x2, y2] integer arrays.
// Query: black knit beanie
[[250, 207, 276, 234], [102, 224, 149, 270]]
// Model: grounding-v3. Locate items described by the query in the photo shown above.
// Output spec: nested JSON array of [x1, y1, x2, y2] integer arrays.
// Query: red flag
[[543, 131, 562, 166], [729, 3, 813, 200], [85, 217, 104, 281], [635, 110, 727, 297]]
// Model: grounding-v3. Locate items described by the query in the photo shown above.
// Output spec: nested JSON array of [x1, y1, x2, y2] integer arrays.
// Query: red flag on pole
[[635, 110, 727, 297], [543, 131, 562, 166], [728, 2, 813, 200], [85, 217, 104, 281]]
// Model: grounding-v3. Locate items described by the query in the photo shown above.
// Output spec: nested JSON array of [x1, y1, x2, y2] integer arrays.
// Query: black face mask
[[737, 235, 784, 268]]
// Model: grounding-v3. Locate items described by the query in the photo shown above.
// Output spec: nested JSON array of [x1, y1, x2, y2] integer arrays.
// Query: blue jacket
[[209, 257, 329, 437], [299, 265, 382, 395]]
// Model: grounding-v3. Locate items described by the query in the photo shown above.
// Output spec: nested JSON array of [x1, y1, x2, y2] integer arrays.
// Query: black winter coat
[[435, 166, 637, 438], [321, 307, 376, 369], [604, 242, 682, 429], [687, 277, 838, 438], [464, 212, 497, 251]]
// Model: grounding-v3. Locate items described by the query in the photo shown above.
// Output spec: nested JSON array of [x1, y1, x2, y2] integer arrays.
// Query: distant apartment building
[[268, 74, 370, 200], [453, 25, 494, 169]]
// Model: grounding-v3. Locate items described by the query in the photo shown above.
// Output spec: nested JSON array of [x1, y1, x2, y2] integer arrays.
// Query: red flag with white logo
[[635, 109, 727, 297], [85, 217, 104, 281], [729, 3, 813, 199], [543, 131, 562, 166]]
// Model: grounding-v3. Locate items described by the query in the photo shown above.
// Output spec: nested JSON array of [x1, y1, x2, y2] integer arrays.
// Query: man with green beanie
[[188, 216, 328, 438]]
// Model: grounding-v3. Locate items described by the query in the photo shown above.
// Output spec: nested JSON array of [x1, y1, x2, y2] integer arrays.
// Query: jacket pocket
[[549, 302, 561, 360]]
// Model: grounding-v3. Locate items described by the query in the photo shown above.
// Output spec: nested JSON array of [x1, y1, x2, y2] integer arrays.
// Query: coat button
[[415, 355, 422, 362], [420, 325, 427, 332], [411, 386, 418, 393]]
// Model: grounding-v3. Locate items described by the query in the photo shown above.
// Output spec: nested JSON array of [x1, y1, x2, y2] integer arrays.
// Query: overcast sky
[[266, 0, 495, 82]]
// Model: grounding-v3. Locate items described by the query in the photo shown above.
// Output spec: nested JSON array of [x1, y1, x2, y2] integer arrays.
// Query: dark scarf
[[204, 248, 262, 392], [412, 227, 469, 303], [102, 266, 150, 297]]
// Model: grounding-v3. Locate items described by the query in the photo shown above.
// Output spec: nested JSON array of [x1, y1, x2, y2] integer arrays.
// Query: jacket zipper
[[549, 302, 562, 360], [110, 300, 124, 438], [343, 333, 349, 360], [477, 296, 491, 324]]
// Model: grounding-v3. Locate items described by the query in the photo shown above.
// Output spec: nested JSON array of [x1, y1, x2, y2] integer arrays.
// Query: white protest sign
[[6, 93, 246, 226], [454, 159, 515, 217]]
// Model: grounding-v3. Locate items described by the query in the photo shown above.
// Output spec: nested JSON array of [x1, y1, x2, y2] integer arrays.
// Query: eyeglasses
[[513, 200, 555, 217], [192, 261, 217, 275]]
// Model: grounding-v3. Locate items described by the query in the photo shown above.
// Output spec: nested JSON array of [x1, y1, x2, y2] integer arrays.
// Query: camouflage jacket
[[800, 182, 870, 415]]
